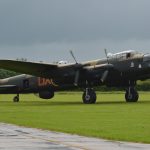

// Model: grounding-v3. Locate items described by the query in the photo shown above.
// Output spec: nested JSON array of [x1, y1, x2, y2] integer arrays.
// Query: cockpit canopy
[[108, 50, 143, 61]]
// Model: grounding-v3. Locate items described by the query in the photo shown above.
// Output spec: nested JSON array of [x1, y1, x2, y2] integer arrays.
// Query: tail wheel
[[82, 88, 97, 104]]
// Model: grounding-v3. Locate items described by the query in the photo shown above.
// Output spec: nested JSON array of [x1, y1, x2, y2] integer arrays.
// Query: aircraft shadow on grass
[[0, 100, 150, 106], [47, 100, 150, 106]]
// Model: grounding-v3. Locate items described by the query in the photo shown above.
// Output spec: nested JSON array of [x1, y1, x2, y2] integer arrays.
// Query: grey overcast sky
[[0, 0, 150, 62]]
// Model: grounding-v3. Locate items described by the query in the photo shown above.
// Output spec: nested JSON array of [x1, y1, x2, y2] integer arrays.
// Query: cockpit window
[[126, 53, 131, 59], [109, 50, 143, 61]]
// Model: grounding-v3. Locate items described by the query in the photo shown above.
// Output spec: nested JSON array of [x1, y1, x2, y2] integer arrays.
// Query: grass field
[[0, 92, 150, 143]]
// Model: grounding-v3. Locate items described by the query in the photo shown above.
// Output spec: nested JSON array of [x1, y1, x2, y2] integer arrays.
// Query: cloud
[[0, 0, 150, 46], [0, 0, 150, 61]]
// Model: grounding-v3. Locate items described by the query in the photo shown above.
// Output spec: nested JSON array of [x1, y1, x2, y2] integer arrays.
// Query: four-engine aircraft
[[0, 50, 149, 104]]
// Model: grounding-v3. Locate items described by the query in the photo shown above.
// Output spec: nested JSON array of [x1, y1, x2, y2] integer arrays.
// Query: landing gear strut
[[82, 88, 96, 104], [13, 94, 19, 102], [125, 87, 139, 102]]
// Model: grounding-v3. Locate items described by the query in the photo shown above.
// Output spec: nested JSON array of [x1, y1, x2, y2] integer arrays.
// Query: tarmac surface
[[0, 123, 150, 150]]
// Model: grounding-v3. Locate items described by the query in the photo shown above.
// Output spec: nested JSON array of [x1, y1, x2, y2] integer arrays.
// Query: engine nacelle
[[39, 91, 54, 99]]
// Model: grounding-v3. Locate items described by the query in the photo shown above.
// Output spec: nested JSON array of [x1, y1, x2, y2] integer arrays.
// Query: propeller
[[74, 70, 80, 86], [70, 50, 78, 64], [69, 50, 111, 86], [69, 50, 81, 86], [101, 70, 109, 83], [104, 48, 109, 64], [101, 49, 109, 82]]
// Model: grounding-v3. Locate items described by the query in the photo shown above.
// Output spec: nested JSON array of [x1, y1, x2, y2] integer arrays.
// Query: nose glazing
[[143, 54, 150, 62]]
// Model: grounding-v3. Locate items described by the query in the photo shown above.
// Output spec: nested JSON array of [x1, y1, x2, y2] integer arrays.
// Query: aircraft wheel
[[13, 96, 19, 102], [125, 88, 139, 102], [82, 88, 96, 104]]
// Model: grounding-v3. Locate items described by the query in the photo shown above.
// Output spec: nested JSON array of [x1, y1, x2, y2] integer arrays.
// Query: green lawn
[[0, 92, 150, 143]]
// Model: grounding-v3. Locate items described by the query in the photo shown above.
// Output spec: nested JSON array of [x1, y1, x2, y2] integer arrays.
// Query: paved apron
[[0, 123, 149, 150]]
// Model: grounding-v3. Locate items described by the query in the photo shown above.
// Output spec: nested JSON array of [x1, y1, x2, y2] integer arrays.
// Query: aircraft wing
[[83, 63, 115, 83], [0, 85, 17, 88], [0, 59, 115, 82], [0, 85, 17, 92], [84, 63, 114, 70], [0, 60, 58, 78]]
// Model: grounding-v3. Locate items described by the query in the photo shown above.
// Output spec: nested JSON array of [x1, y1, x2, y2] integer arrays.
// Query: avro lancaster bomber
[[0, 50, 149, 104]]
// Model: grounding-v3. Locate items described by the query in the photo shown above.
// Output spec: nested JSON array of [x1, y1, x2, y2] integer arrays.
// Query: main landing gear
[[82, 88, 97, 104], [125, 87, 139, 102], [82, 85, 139, 104], [13, 94, 19, 102]]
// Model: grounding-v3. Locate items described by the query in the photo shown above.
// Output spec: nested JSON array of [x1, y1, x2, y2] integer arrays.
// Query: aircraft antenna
[[70, 50, 78, 64], [104, 49, 109, 64]]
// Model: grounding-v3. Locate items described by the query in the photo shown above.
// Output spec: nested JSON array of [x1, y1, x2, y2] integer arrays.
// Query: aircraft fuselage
[[0, 50, 150, 103]]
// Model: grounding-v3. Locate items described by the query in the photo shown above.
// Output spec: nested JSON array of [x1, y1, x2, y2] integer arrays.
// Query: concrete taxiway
[[0, 123, 150, 150]]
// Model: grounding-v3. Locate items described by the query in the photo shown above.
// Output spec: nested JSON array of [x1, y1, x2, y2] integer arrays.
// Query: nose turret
[[143, 54, 150, 62]]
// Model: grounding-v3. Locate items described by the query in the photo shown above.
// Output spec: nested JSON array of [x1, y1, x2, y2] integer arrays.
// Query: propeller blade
[[74, 70, 80, 86], [101, 70, 109, 82], [70, 50, 78, 64]]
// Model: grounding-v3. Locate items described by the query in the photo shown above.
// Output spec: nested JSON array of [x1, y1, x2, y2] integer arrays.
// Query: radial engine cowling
[[38, 91, 54, 99]]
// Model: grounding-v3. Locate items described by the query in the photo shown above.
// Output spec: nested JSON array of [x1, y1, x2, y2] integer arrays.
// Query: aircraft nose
[[143, 54, 150, 63]]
